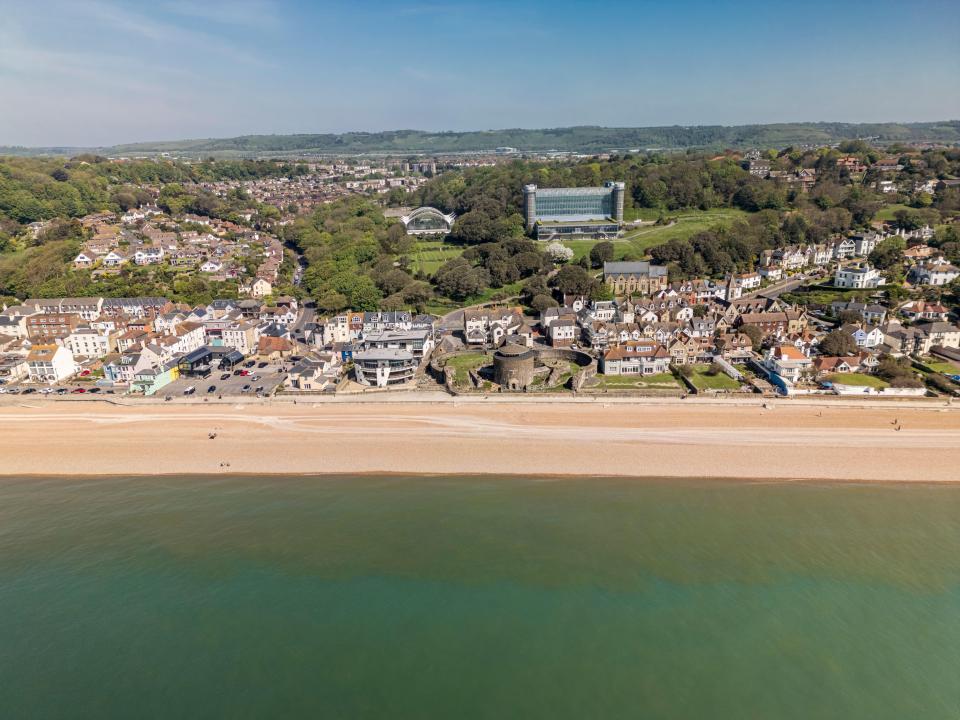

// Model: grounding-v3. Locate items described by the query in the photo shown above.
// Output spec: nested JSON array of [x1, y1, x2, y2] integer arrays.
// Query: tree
[[530, 294, 558, 312], [589, 241, 614, 268], [433, 257, 490, 300], [546, 242, 574, 264], [551, 264, 595, 296], [819, 329, 857, 356], [739, 324, 762, 349], [868, 237, 905, 270]]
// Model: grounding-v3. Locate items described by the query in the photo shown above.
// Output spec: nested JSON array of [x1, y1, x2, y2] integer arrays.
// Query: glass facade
[[534, 188, 613, 220]]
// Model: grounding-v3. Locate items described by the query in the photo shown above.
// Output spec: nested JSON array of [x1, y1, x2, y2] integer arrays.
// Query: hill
[[4, 121, 959, 158]]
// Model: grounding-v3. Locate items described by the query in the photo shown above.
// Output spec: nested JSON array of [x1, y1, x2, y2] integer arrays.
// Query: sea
[[1, 475, 959, 719]]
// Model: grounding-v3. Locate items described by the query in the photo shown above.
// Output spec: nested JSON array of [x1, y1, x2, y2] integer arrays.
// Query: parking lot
[[159, 359, 289, 399], [0, 360, 290, 399]]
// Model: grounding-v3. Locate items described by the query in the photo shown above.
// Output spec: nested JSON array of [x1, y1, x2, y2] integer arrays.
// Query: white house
[[910, 257, 960, 286], [763, 345, 813, 384], [26, 344, 75, 384], [835, 263, 884, 289]]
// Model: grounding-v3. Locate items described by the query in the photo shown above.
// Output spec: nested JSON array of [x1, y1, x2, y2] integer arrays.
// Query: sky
[[0, 0, 958, 147]]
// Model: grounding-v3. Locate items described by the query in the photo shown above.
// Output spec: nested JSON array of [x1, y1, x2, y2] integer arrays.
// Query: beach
[[1, 397, 959, 480]]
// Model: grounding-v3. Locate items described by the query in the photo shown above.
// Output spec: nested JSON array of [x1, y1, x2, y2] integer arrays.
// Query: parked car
[[241, 384, 251, 393], [71, 388, 86, 394], [257, 362, 268, 368], [22, 388, 37, 394], [245, 360, 256, 368], [207, 385, 217, 393], [56, 388, 68, 395], [183, 386, 196, 395], [254, 385, 264, 394], [220, 373, 231, 381], [88, 388, 101, 394]]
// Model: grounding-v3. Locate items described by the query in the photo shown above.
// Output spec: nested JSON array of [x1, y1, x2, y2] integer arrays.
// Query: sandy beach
[[1, 397, 959, 481]]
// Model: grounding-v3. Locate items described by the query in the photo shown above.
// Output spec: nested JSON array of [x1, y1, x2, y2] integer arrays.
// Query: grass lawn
[[444, 353, 489, 386], [688, 365, 741, 391], [923, 359, 960, 374], [592, 372, 682, 390], [408, 239, 464, 276], [558, 208, 749, 263], [874, 203, 912, 222], [825, 373, 889, 388]]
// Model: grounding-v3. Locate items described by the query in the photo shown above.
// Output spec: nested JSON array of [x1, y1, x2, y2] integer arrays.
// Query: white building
[[910, 257, 960, 286], [835, 263, 884, 289], [26, 344, 75, 384], [352, 348, 417, 387]]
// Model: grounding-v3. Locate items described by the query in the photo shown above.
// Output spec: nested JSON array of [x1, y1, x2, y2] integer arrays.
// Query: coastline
[[2, 398, 959, 481]]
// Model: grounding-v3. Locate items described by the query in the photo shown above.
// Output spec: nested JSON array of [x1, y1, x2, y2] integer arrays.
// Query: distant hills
[[4, 121, 960, 158]]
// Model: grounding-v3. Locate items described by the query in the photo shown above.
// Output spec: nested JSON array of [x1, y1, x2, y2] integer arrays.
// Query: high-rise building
[[523, 181, 625, 240]]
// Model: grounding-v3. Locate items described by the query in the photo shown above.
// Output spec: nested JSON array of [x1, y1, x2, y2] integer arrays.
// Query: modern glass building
[[400, 206, 457, 236], [523, 181, 625, 240]]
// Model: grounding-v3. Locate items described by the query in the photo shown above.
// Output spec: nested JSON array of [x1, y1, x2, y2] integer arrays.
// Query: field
[[409, 239, 464, 275], [687, 365, 741, 391], [562, 208, 749, 262], [825, 373, 889, 388]]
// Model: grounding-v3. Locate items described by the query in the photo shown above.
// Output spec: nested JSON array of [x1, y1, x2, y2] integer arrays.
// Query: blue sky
[[0, 0, 958, 146]]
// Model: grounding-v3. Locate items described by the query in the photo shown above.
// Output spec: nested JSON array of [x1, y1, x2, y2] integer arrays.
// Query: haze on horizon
[[0, 0, 958, 148]]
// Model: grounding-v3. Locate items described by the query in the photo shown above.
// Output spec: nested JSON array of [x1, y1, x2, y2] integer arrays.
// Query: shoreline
[[2, 400, 959, 481]]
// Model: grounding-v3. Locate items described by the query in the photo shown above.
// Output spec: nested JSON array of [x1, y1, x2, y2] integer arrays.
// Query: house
[[131, 361, 180, 396], [0, 354, 29, 382], [834, 263, 884, 289], [26, 344, 75, 384], [910, 257, 960, 286], [549, 319, 577, 347], [831, 301, 887, 326], [256, 336, 295, 360], [64, 327, 114, 358], [763, 345, 813, 384], [851, 233, 882, 257], [899, 300, 949, 322], [134, 247, 164, 265], [831, 237, 857, 260], [463, 307, 523, 346], [882, 321, 960, 355], [362, 329, 434, 359], [200, 260, 223, 273], [759, 265, 783, 281], [352, 348, 417, 387], [73, 251, 99, 268], [840, 323, 884, 348], [101, 250, 129, 268], [603, 261, 669, 296], [601, 341, 671, 376], [240, 277, 273, 299]]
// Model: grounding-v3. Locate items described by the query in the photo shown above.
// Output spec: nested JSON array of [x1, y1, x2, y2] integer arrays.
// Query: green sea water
[[1, 475, 960, 719]]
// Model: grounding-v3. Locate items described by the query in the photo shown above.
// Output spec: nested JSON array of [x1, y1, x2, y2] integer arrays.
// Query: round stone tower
[[493, 343, 536, 391]]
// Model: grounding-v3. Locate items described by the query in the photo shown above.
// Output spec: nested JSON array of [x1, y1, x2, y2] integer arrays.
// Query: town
[[2, 137, 960, 401]]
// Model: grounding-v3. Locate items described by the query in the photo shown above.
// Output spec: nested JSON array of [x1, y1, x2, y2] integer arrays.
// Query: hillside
[[4, 121, 959, 158]]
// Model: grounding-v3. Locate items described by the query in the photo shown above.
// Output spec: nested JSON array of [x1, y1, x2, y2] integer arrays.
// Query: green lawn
[[592, 372, 682, 390], [874, 203, 912, 222], [688, 365, 741, 391], [408, 239, 464, 276], [923, 360, 960, 374], [444, 353, 490, 386], [560, 208, 749, 262], [824, 373, 889, 388]]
